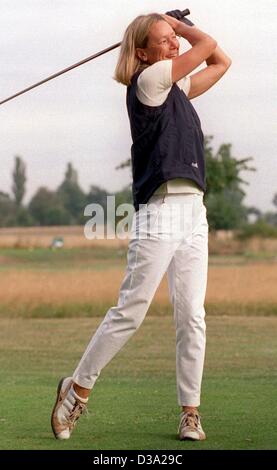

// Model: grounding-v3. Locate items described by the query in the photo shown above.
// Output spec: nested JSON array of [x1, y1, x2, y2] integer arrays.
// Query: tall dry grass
[[0, 264, 276, 308]]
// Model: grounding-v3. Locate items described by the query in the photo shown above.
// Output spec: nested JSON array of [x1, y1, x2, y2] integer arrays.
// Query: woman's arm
[[188, 45, 232, 100]]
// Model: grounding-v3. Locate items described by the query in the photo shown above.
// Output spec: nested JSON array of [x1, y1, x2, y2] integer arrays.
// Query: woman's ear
[[136, 48, 147, 62]]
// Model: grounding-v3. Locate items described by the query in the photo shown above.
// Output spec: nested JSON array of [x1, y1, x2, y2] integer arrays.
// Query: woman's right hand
[[160, 14, 180, 32]]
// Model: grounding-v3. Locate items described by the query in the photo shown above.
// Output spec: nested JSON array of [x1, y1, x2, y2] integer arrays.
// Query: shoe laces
[[67, 400, 87, 430], [181, 411, 200, 430]]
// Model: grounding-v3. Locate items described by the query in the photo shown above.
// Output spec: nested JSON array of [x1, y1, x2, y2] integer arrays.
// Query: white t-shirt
[[136, 60, 203, 196]]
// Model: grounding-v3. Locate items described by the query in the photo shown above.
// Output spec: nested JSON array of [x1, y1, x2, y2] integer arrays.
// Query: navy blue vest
[[126, 69, 206, 211]]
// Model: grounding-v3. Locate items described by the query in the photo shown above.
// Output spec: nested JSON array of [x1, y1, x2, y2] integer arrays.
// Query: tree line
[[1, 136, 277, 232]]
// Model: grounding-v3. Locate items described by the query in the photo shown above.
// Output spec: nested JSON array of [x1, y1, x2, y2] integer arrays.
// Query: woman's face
[[137, 20, 180, 65]]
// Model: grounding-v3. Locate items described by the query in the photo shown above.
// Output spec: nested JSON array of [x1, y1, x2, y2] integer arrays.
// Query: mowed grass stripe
[[0, 316, 276, 449]]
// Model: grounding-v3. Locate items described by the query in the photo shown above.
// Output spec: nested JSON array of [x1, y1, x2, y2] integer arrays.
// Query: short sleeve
[[136, 60, 191, 106], [136, 60, 173, 107], [177, 76, 191, 97]]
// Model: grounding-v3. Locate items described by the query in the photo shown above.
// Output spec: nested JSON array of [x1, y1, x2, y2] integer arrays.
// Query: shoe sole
[[180, 436, 206, 441], [180, 432, 206, 441], [51, 377, 67, 439]]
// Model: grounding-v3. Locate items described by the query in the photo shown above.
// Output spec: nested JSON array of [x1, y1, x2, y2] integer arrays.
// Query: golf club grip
[[180, 9, 190, 17]]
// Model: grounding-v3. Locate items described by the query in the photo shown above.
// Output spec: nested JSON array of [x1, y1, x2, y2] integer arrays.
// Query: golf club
[[0, 9, 191, 106]]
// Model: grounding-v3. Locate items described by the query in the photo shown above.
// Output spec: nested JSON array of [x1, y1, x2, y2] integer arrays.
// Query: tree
[[12, 156, 26, 207], [14, 207, 34, 227], [262, 192, 277, 226], [29, 187, 70, 226], [204, 136, 255, 229], [204, 136, 255, 196], [57, 163, 87, 224], [205, 189, 248, 230], [115, 185, 133, 207], [0, 191, 17, 227], [86, 185, 110, 210]]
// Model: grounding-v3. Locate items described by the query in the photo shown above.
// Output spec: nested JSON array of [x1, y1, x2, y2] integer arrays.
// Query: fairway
[[0, 315, 276, 450], [0, 246, 276, 449]]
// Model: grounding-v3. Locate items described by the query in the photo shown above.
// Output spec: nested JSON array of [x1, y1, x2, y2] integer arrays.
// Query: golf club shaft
[[0, 9, 190, 106]]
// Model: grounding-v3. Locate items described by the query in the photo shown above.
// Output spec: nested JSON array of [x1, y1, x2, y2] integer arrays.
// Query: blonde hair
[[113, 13, 164, 86]]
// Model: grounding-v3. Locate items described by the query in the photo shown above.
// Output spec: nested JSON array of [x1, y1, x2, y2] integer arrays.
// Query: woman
[[51, 10, 231, 442]]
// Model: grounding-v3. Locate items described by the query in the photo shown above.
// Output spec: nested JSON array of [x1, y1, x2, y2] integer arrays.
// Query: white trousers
[[73, 193, 209, 406]]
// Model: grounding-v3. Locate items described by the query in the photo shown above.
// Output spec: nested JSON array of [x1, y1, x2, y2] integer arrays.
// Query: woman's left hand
[[160, 14, 180, 32]]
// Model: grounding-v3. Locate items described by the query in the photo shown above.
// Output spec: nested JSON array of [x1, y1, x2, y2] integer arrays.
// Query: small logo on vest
[[191, 162, 198, 168]]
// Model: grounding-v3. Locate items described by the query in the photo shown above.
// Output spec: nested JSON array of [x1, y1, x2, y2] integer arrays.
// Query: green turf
[[0, 247, 276, 272], [0, 248, 276, 449], [1, 300, 277, 319], [0, 247, 127, 271], [0, 316, 276, 450]]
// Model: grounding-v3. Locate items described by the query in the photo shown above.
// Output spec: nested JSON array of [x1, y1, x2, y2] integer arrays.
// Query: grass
[[0, 246, 127, 271], [0, 247, 276, 449], [0, 248, 277, 318], [0, 316, 276, 450], [0, 246, 276, 269], [1, 300, 277, 319]]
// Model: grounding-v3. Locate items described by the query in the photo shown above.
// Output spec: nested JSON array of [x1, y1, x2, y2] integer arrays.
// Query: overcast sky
[[0, 0, 276, 212]]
